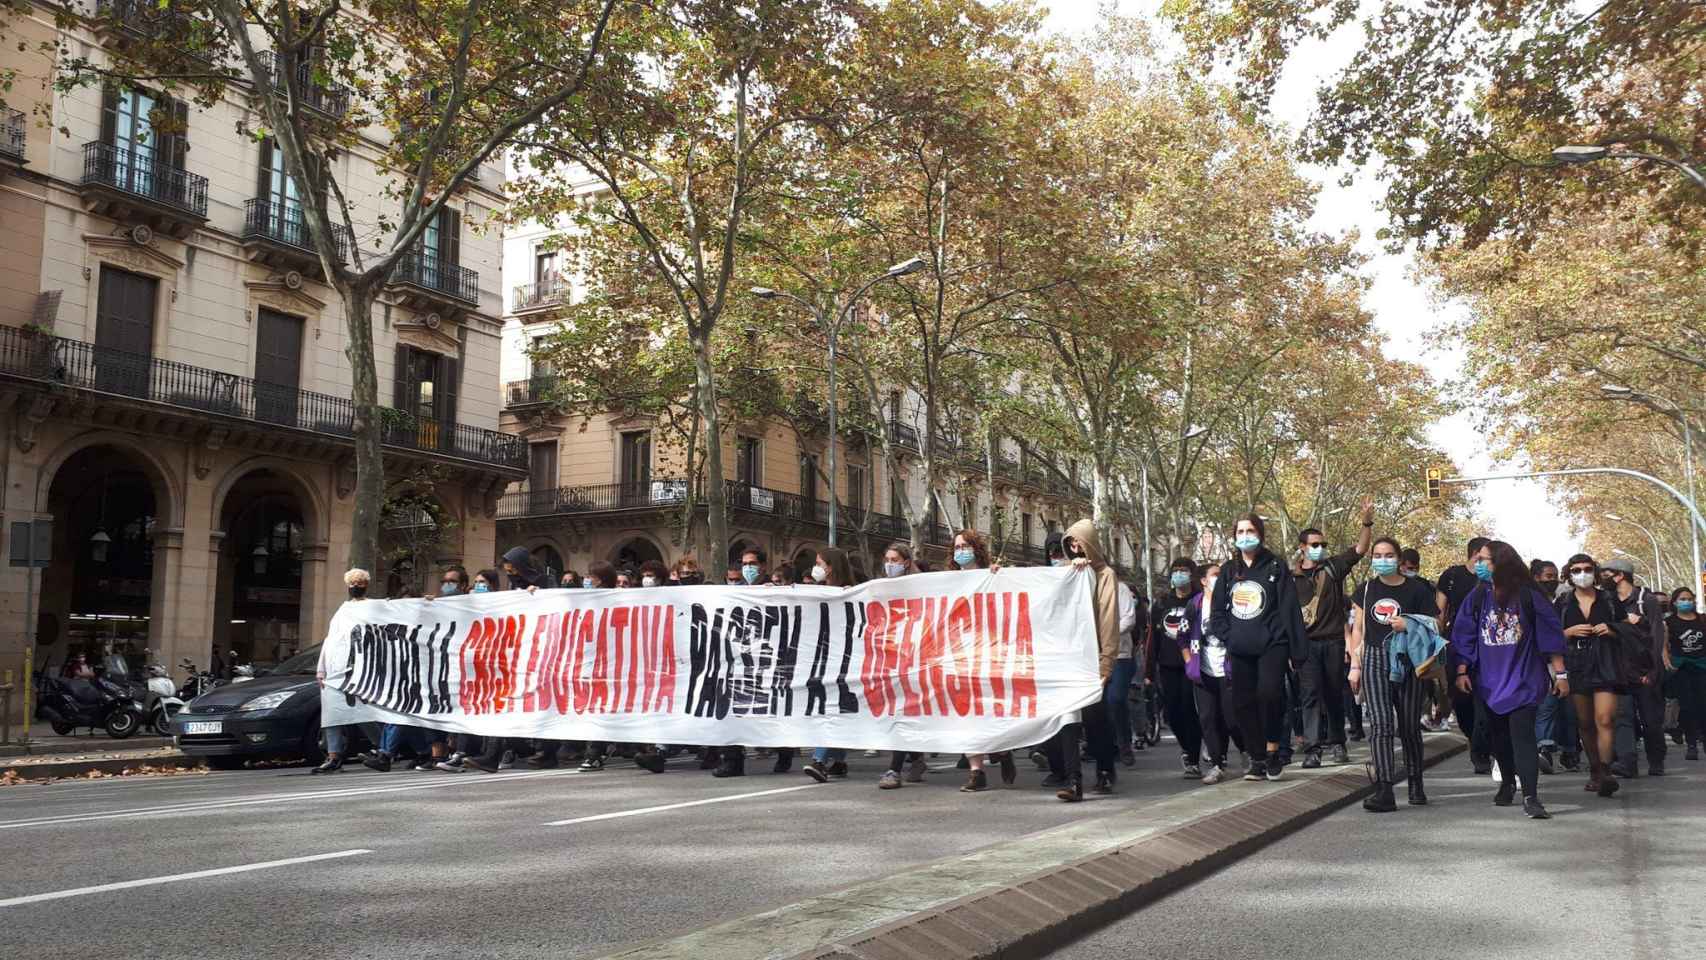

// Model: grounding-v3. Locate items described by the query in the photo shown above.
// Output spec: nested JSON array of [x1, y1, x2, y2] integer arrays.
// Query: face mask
[[1170, 571, 1191, 590], [953, 548, 976, 568], [1679, 600, 1697, 614], [680, 573, 703, 585], [347, 584, 367, 599], [1306, 545, 1325, 562], [583, 578, 596, 589], [641, 576, 657, 588], [440, 582, 460, 596], [1570, 571, 1595, 589], [1205, 576, 1218, 593], [1234, 534, 1259, 552], [1370, 557, 1399, 577], [811, 564, 828, 583], [1402, 569, 1419, 578], [1050, 557, 1066, 567], [884, 562, 907, 578], [1473, 560, 1492, 582], [473, 582, 490, 593], [741, 564, 760, 585]]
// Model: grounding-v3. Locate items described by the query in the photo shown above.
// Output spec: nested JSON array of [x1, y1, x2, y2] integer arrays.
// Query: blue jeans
[[380, 723, 429, 756], [1535, 693, 1577, 751], [1105, 656, 1136, 748], [812, 747, 847, 764], [324, 725, 347, 756]]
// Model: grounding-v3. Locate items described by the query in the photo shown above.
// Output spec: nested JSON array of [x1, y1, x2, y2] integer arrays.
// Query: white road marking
[[0, 767, 584, 830], [545, 783, 822, 826], [0, 849, 371, 908]]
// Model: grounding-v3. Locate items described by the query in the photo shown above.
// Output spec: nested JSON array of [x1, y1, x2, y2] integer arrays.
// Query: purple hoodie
[[1183, 591, 1230, 684], [1448, 583, 1564, 715]]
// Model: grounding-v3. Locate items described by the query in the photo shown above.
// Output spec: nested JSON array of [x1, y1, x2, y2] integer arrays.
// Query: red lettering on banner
[[897, 597, 923, 717], [457, 617, 483, 713], [471, 616, 500, 714], [945, 597, 975, 717], [1008, 593, 1037, 718], [861, 601, 889, 717], [921, 595, 950, 716], [589, 609, 611, 714], [654, 609, 676, 713], [522, 615, 548, 713], [979, 594, 1003, 717], [542, 612, 570, 715], [571, 609, 594, 713]]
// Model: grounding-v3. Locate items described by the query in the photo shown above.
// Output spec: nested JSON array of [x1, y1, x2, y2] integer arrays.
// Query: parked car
[[171, 646, 374, 769]]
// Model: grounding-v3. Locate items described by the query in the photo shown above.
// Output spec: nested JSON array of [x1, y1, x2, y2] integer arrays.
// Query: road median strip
[[595, 734, 1466, 960]]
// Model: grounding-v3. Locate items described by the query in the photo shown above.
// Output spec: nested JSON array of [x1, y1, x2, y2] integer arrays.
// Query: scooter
[[145, 665, 184, 737], [36, 673, 145, 738], [177, 659, 220, 701]]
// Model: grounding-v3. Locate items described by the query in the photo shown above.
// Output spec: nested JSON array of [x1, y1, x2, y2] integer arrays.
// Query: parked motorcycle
[[36, 673, 145, 739], [177, 659, 220, 701], [144, 665, 184, 737]]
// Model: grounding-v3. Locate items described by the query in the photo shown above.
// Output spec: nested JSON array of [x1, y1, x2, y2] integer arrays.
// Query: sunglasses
[[1306, 541, 1326, 549], [1568, 566, 1594, 574]]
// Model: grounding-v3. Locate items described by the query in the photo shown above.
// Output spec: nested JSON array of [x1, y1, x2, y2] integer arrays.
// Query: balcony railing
[[390, 250, 479, 306], [242, 198, 350, 263], [1, 108, 23, 162], [504, 375, 558, 407], [0, 325, 526, 470], [886, 420, 920, 451], [513, 277, 571, 312], [81, 142, 208, 219], [256, 50, 352, 120], [97, 0, 195, 37], [498, 479, 690, 519]]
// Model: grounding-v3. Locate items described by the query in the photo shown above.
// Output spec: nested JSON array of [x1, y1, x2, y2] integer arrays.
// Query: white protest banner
[[319, 567, 1101, 754]]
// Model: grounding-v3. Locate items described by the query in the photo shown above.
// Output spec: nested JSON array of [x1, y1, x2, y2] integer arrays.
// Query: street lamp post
[[751, 257, 925, 547], [1552, 144, 1706, 192], [1602, 383, 1700, 587], [1605, 513, 1665, 591]]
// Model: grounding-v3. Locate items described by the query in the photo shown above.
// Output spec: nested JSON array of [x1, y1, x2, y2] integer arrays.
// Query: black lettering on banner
[[751, 605, 778, 716], [436, 622, 454, 715], [386, 623, 407, 710], [771, 604, 801, 717], [805, 603, 830, 717], [837, 600, 861, 714], [729, 606, 758, 717], [404, 624, 423, 713], [688, 604, 718, 718], [338, 625, 361, 706], [356, 624, 380, 703]]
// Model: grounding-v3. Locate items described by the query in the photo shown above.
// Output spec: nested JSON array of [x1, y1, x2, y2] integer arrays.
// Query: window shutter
[[99, 86, 119, 147], [167, 99, 189, 169], [256, 137, 274, 200], [392, 343, 411, 411], [439, 208, 460, 265], [437, 353, 459, 428]]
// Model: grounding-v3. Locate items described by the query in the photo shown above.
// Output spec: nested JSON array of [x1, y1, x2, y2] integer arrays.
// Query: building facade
[[495, 219, 1134, 582], [0, 2, 526, 713]]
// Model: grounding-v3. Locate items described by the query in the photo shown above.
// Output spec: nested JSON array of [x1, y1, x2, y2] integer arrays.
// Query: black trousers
[[1059, 701, 1115, 782], [1158, 666, 1202, 762], [1677, 669, 1706, 746], [1616, 681, 1669, 768], [1486, 702, 1540, 799], [1298, 636, 1349, 751], [1194, 673, 1241, 767], [1230, 646, 1290, 761]]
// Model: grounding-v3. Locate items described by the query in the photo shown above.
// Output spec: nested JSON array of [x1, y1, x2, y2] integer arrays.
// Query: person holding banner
[[1211, 515, 1308, 782], [805, 548, 861, 783], [877, 543, 931, 790], [1054, 520, 1124, 802], [313, 568, 371, 774], [955, 530, 1019, 792]]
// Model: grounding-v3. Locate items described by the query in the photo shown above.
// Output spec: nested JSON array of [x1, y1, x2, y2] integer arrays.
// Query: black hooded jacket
[[1209, 546, 1308, 661], [501, 546, 553, 591]]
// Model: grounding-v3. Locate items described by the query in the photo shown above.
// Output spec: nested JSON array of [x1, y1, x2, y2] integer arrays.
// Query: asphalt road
[[1048, 754, 1706, 960], [0, 743, 1220, 959]]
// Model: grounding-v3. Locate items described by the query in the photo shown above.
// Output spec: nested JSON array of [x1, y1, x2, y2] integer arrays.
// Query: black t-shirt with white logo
[[1668, 615, 1706, 659], [1355, 577, 1439, 648], [1151, 595, 1190, 668]]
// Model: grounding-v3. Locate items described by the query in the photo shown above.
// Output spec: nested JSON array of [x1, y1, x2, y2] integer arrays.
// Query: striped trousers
[[1363, 639, 1425, 784]]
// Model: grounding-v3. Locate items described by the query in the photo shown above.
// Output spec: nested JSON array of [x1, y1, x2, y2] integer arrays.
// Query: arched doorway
[[532, 544, 564, 583], [42, 445, 162, 673], [216, 470, 308, 670], [611, 536, 663, 572], [728, 537, 760, 567]]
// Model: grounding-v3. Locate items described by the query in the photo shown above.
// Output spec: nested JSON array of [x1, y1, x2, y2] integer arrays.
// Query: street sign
[[1425, 467, 1443, 502], [8, 519, 50, 568]]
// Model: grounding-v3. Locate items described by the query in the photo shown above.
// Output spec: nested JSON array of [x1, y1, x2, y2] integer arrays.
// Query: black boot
[[772, 748, 794, 774], [1056, 776, 1083, 803], [1493, 780, 1516, 806], [1362, 782, 1397, 813], [713, 750, 745, 778], [1407, 773, 1428, 806], [698, 747, 719, 770]]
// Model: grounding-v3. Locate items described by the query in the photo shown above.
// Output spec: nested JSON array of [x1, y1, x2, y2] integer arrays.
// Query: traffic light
[[1425, 467, 1443, 502]]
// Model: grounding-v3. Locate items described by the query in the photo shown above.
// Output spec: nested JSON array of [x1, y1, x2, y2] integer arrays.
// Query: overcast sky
[[1043, 1, 1580, 569]]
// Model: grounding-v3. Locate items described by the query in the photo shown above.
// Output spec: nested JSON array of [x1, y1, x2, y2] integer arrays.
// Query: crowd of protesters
[[314, 511, 1698, 820]]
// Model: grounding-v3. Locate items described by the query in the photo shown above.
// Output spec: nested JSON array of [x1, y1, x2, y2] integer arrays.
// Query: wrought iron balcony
[[498, 479, 690, 519], [80, 142, 208, 233], [504, 375, 558, 408], [96, 0, 195, 39], [0, 325, 526, 471], [886, 420, 920, 451], [390, 250, 479, 309], [256, 50, 352, 120], [241, 198, 350, 269], [513, 276, 571, 313], [1, 108, 23, 164]]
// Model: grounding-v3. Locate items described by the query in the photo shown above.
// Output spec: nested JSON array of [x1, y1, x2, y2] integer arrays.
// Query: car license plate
[[184, 721, 222, 735]]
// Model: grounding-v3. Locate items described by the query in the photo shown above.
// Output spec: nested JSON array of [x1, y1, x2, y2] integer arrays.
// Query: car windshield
[[268, 647, 321, 676]]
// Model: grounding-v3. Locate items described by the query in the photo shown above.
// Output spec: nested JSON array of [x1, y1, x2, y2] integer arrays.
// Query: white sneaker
[[499, 750, 517, 770], [1489, 759, 1501, 784], [435, 758, 466, 773], [1201, 765, 1225, 785]]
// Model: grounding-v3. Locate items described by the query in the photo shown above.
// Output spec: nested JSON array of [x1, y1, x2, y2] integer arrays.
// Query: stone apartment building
[[495, 216, 1135, 582], [0, 1, 527, 709]]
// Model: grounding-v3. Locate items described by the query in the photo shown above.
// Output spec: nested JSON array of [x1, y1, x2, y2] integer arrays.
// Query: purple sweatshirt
[[1448, 584, 1564, 715]]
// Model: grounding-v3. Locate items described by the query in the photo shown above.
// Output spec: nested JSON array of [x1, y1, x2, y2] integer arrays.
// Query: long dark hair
[[818, 546, 856, 586], [1488, 540, 1532, 606], [951, 529, 990, 570]]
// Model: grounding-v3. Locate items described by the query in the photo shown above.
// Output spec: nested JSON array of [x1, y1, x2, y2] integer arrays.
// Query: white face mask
[[884, 561, 907, 578], [1205, 576, 1218, 594], [1571, 571, 1596, 589], [641, 576, 657, 588], [811, 564, 828, 583]]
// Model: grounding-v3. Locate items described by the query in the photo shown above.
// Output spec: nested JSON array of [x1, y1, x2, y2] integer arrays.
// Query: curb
[[0, 752, 202, 781], [792, 736, 1466, 960], [0, 736, 173, 759]]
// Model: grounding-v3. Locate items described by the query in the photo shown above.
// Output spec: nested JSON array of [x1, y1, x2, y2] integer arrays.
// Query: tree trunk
[[341, 282, 384, 574], [691, 331, 729, 567]]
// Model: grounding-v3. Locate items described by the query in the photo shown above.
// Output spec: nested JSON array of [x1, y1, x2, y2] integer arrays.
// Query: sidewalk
[[0, 732, 172, 758], [0, 739, 195, 781], [599, 734, 1467, 960]]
